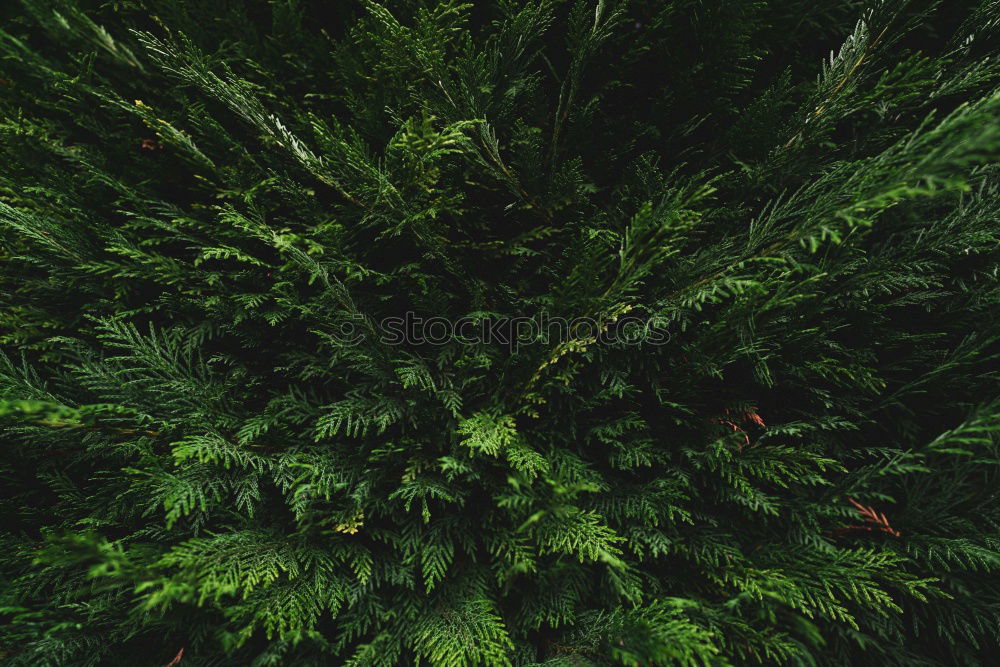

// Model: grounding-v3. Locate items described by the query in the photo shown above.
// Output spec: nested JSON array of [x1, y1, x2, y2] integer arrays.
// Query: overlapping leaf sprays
[[1, 1, 999, 665]]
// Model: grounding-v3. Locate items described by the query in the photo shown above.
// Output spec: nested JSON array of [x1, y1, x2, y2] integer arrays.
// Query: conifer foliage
[[2, 1, 1000, 664]]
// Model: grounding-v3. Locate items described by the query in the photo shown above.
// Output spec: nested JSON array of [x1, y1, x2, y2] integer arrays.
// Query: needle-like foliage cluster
[[1, 1, 999, 665]]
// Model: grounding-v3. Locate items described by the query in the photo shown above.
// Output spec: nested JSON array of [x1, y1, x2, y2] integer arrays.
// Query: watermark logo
[[331, 311, 670, 351]]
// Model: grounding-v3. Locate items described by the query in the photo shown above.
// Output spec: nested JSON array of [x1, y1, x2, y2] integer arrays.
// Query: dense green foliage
[[1, 0, 999, 664]]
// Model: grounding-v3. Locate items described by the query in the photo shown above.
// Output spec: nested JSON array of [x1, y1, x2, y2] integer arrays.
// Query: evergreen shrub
[[1, 1, 999, 664]]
